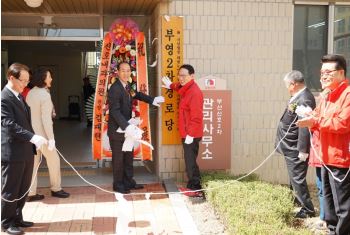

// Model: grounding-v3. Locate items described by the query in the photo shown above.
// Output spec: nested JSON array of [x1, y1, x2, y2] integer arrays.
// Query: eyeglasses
[[16, 78, 30, 85], [320, 69, 338, 77], [178, 74, 189, 78]]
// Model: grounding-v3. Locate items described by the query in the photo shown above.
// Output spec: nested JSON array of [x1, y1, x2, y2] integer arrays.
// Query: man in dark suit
[[275, 70, 316, 218], [1, 63, 47, 235], [108, 62, 164, 194]]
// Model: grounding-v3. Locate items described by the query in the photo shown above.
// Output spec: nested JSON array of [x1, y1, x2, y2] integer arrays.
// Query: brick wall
[[153, 0, 317, 184]]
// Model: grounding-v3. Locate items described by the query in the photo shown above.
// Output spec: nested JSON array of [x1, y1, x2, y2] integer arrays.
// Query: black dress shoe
[[27, 194, 45, 202], [2, 225, 23, 235], [14, 220, 34, 228], [51, 190, 70, 198], [130, 184, 144, 190], [295, 210, 315, 219]]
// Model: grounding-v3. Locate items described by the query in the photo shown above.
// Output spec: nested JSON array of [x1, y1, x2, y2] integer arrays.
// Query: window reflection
[[293, 5, 328, 91], [334, 6, 350, 77]]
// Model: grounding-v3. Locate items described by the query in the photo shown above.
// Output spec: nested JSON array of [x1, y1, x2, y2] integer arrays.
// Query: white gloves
[[48, 139, 56, 151], [161, 76, 172, 89], [152, 96, 165, 107], [128, 117, 142, 126], [298, 152, 309, 161], [117, 120, 154, 152], [123, 124, 143, 152], [184, 135, 194, 144], [30, 135, 48, 150], [125, 124, 143, 140]]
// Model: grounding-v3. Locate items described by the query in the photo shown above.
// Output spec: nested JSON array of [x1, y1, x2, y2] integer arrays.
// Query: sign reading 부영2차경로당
[[161, 16, 183, 145], [197, 76, 231, 170]]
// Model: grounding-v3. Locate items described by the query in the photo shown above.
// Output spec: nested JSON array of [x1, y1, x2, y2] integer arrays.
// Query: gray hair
[[283, 70, 305, 84]]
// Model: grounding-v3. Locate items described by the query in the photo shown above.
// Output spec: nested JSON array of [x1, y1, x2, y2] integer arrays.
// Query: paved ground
[[11, 184, 192, 235]]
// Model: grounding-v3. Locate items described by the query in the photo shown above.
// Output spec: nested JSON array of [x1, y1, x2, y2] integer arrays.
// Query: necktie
[[18, 94, 28, 114], [125, 84, 131, 100]]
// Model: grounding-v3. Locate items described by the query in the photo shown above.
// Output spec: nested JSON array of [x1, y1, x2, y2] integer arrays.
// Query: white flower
[[125, 45, 131, 51], [115, 45, 120, 50], [295, 105, 313, 118], [132, 71, 136, 77], [130, 49, 136, 56]]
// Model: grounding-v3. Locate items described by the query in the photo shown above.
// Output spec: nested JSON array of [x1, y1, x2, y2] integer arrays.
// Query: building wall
[[152, 2, 188, 182], [154, 0, 317, 184]]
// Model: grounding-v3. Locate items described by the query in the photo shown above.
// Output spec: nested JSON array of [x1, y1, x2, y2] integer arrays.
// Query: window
[[293, 5, 328, 91], [87, 52, 99, 69], [336, 19, 345, 33], [293, 4, 350, 91], [334, 6, 350, 76]]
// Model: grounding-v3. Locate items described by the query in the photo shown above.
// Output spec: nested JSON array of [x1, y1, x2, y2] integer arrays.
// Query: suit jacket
[[275, 88, 316, 156], [26, 87, 55, 140], [107, 79, 154, 139], [1, 87, 36, 162]]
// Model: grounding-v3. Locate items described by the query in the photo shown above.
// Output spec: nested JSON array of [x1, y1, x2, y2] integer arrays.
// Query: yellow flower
[[288, 102, 297, 113]]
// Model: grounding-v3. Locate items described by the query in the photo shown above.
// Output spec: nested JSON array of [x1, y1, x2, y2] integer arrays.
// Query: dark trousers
[[182, 138, 202, 190], [284, 154, 315, 213], [109, 133, 136, 191], [322, 166, 350, 235], [1, 160, 34, 229]]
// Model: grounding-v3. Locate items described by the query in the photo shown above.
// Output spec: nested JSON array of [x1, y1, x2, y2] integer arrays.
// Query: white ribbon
[[117, 118, 154, 151]]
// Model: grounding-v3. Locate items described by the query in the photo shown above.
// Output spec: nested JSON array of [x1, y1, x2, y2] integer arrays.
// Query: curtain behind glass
[[293, 5, 328, 91], [334, 6, 350, 77]]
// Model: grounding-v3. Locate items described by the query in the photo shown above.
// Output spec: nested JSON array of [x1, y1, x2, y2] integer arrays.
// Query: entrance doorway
[[2, 39, 158, 173], [2, 40, 97, 165], [2, 0, 164, 188]]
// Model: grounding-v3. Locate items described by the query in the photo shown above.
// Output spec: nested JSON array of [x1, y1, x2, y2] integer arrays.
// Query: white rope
[[309, 129, 350, 183], [4, 115, 348, 201], [1, 149, 43, 202], [52, 116, 299, 197], [1, 117, 298, 201], [56, 149, 116, 194]]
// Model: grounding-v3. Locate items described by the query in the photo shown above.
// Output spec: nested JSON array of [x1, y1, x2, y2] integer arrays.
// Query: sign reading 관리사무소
[[197, 90, 231, 170]]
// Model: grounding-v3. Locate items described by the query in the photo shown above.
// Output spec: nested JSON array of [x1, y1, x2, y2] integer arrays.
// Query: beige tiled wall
[[153, 0, 316, 185]]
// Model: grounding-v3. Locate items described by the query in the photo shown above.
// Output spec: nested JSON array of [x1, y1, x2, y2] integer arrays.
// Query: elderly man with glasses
[[297, 54, 350, 235]]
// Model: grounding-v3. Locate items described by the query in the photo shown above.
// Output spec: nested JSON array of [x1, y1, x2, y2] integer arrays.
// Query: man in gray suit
[[108, 62, 164, 194], [1, 63, 47, 234], [275, 70, 316, 218]]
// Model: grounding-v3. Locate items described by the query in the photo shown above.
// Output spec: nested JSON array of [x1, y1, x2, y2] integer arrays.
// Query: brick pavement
[[12, 184, 186, 235]]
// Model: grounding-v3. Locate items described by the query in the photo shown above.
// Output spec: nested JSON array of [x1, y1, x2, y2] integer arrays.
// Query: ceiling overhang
[[2, 0, 163, 16]]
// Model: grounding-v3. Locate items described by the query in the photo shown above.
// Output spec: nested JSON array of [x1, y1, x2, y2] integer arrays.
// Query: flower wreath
[[109, 18, 139, 46]]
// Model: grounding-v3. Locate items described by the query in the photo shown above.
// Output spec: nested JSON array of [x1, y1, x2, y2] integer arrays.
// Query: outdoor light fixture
[[24, 0, 43, 8], [42, 16, 53, 25], [38, 16, 57, 29]]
